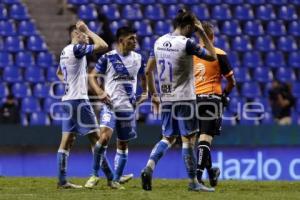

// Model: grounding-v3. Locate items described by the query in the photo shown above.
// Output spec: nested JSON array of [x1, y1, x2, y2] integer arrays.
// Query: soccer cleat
[[119, 173, 134, 184], [108, 181, 125, 190], [57, 182, 83, 189], [141, 167, 153, 191], [208, 167, 220, 187], [84, 175, 99, 188], [188, 182, 215, 192]]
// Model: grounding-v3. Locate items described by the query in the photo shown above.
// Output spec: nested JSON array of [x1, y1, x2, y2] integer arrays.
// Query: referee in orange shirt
[[193, 22, 236, 186]]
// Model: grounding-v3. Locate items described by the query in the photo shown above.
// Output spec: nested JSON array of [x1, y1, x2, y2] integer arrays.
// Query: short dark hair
[[68, 25, 77, 37], [202, 21, 214, 38], [173, 10, 197, 29], [116, 26, 137, 41]]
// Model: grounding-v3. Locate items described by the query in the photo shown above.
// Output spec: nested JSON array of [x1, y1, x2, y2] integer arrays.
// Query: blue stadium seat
[[3, 67, 22, 82], [0, 4, 8, 20], [141, 36, 156, 51], [4, 36, 24, 52], [254, 36, 275, 52], [54, 83, 65, 97], [227, 52, 240, 68], [234, 68, 251, 82], [47, 67, 58, 81], [3, 0, 21, 4], [9, 3, 29, 20], [288, 21, 300, 36], [15, 51, 35, 68], [167, 4, 184, 18], [255, 5, 276, 21], [21, 97, 41, 113], [0, 38, 3, 51], [91, 0, 110, 4], [109, 20, 127, 35], [78, 4, 97, 20], [67, 0, 90, 5], [154, 20, 172, 35], [224, 0, 244, 4], [221, 20, 241, 36], [87, 21, 100, 33], [25, 67, 45, 83], [261, 112, 274, 124], [27, 35, 47, 52], [212, 4, 232, 20], [266, 20, 286, 36], [228, 96, 245, 113], [276, 67, 296, 82], [29, 112, 50, 126], [101, 4, 120, 20], [133, 20, 152, 37], [288, 52, 300, 69], [0, 83, 9, 99], [278, 5, 297, 21], [158, 0, 177, 4], [253, 67, 273, 83], [292, 82, 300, 98], [21, 113, 28, 126], [222, 110, 236, 126], [289, 0, 300, 5], [0, 20, 16, 36], [11, 82, 31, 98], [115, 0, 134, 4], [269, 0, 288, 4], [241, 82, 261, 98], [242, 51, 263, 68], [265, 51, 286, 68], [239, 114, 259, 125], [180, 0, 198, 4], [0, 51, 13, 67], [244, 20, 264, 36], [135, 0, 155, 5], [253, 97, 271, 112], [231, 36, 252, 51], [144, 4, 164, 20], [214, 35, 230, 52], [202, 0, 222, 4], [33, 83, 50, 98], [277, 36, 298, 52], [18, 20, 37, 36], [192, 4, 210, 20], [37, 52, 55, 68], [121, 4, 142, 20], [234, 4, 254, 20], [246, 0, 265, 4], [43, 97, 59, 113]]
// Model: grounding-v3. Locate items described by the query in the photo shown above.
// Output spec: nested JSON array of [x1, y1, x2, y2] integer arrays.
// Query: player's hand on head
[[76, 20, 89, 33]]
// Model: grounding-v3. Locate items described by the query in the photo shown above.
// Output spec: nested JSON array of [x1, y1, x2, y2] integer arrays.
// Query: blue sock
[[147, 139, 170, 170], [57, 149, 69, 185], [182, 143, 197, 181], [92, 142, 107, 177], [100, 152, 114, 181], [113, 149, 128, 182]]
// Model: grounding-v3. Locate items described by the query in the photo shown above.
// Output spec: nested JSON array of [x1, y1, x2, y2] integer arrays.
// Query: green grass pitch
[[1, 177, 300, 200]]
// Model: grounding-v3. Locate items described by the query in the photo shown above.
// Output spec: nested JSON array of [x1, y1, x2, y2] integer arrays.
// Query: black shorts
[[196, 95, 223, 136]]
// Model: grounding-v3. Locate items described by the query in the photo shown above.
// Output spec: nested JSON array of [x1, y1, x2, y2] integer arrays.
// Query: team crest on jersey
[[102, 113, 112, 122], [163, 41, 172, 48]]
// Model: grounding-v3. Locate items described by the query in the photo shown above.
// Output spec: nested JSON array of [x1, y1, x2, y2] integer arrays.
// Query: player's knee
[[162, 136, 176, 146], [117, 141, 128, 150], [199, 134, 213, 144]]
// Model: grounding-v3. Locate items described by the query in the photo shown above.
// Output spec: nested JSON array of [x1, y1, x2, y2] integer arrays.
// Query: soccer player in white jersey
[[85, 26, 147, 189], [141, 10, 217, 192], [56, 21, 108, 189]]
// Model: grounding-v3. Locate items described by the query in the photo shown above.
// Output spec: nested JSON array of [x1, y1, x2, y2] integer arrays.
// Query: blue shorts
[[99, 105, 137, 141], [61, 99, 98, 136], [161, 101, 199, 137]]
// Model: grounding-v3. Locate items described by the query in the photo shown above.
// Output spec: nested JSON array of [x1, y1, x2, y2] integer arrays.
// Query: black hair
[[116, 26, 137, 41], [172, 9, 197, 29], [68, 25, 77, 37]]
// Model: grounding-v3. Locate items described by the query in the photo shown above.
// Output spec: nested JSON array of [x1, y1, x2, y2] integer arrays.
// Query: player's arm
[[145, 57, 160, 114], [219, 53, 236, 95], [193, 21, 217, 61], [136, 59, 148, 106], [56, 66, 64, 82], [76, 20, 108, 53]]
